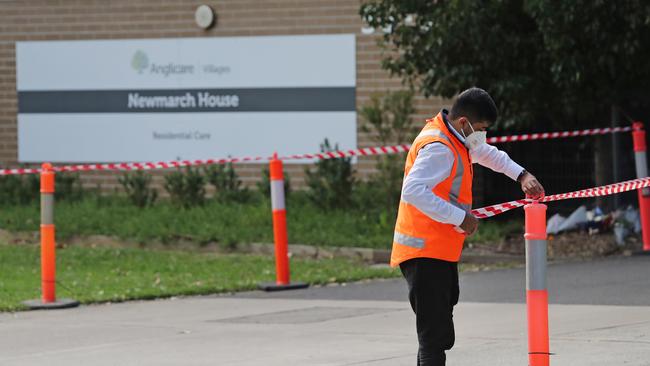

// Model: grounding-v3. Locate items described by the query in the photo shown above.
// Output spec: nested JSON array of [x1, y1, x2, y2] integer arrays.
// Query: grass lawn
[[0, 243, 401, 312], [0, 195, 522, 249], [0, 191, 522, 312]]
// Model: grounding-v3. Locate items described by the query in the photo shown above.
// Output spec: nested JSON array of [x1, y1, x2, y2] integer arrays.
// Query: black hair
[[448, 87, 498, 124]]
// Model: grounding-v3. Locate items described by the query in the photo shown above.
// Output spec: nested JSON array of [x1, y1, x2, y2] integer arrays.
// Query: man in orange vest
[[392, 87, 544, 365]]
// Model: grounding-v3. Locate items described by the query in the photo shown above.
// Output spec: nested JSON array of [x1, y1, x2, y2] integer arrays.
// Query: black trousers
[[400, 257, 459, 366]]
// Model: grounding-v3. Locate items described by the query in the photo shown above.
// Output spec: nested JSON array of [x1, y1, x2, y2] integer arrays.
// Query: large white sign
[[16, 34, 356, 162]]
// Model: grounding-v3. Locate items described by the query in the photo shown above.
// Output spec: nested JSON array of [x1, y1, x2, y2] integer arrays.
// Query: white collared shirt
[[401, 126, 524, 227]]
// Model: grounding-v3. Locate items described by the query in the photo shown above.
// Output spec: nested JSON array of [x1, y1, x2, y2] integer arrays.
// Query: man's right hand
[[459, 212, 479, 236]]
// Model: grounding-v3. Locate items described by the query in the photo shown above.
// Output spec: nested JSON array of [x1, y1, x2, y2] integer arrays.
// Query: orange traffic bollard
[[23, 163, 78, 310], [41, 163, 56, 302], [258, 154, 308, 291], [270, 154, 289, 285], [524, 203, 550, 366], [632, 122, 650, 252]]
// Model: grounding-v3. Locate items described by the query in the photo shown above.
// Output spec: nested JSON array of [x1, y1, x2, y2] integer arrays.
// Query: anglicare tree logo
[[131, 50, 149, 73]]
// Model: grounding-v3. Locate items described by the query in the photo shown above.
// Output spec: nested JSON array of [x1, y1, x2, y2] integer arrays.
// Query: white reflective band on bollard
[[635, 152, 650, 196], [270, 180, 285, 211], [41, 194, 54, 225], [526, 239, 547, 291]]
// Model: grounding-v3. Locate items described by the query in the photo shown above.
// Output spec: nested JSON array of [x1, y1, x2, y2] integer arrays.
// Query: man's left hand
[[520, 172, 545, 200]]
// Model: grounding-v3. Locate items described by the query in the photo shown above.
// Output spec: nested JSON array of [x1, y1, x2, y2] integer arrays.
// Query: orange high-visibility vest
[[390, 112, 473, 267]]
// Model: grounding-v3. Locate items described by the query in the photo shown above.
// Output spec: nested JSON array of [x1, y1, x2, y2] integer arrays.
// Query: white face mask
[[461, 121, 487, 150]]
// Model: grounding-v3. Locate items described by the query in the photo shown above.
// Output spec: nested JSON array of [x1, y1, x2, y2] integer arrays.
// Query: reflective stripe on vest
[[394, 231, 425, 249], [415, 129, 470, 211]]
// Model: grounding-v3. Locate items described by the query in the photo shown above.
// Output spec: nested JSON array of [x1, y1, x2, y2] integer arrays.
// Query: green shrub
[[305, 139, 355, 210], [353, 179, 383, 213], [361, 155, 404, 212], [164, 166, 206, 208], [359, 89, 417, 211], [0, 174, 39, 206], [0, 171, 88, 206], [55, 172, 85, 202], [88, 184, 117, 208], [119, 171, 158, 208], [204, 162, 251, 203]]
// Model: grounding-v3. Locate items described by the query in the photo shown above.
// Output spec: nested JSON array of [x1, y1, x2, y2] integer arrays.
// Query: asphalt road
[[235, 255, 650, 306], [3, 254, 649, 366]]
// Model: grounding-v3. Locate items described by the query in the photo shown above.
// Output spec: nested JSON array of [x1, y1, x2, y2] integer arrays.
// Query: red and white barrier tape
[[0, 157, 268, 176], [273, 125, 633, 161], [0, 167, 41, 175], [471, 177, 650, 219], [0, 125, 637, 176], [278, 145, 411, 161], [0, 145, 413, 176], [486, 126, 632, 144]]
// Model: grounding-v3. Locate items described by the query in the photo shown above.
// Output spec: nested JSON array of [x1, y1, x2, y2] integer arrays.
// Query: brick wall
[[0, 0, 453, 195]]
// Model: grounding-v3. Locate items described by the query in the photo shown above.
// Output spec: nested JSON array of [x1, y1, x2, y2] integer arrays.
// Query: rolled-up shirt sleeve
[[470, 143, 525, 181], [401, 143, 467, 227]]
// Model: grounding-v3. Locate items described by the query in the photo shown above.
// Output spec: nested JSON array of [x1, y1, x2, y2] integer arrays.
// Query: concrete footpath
[[1, 256, 649, 366]]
